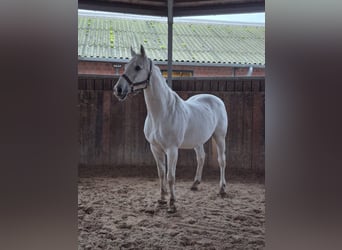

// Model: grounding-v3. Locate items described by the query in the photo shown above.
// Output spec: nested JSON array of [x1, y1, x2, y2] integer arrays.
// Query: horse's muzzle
[[113, 80, 129, 101], [117, 93, 128, 101]]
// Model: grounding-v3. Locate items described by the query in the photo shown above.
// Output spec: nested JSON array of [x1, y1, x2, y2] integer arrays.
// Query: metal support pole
[[167, 0, 173, 88]]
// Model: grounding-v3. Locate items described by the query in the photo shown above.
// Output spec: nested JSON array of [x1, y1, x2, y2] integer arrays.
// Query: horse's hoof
[[220, 192, 227, 198], [144, 206, 155, 214], [167, 205, 177, 213], [219, 190, 228, 198], [190, 180, 200, 191], [157, 199, 167, 205]]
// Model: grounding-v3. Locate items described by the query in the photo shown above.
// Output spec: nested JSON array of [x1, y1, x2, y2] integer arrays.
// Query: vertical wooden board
[[126, 98, 134, 166], [242, 92, 253, 169], [109, 93, 125, 166], [124, 98, 132, 166], [104, 78, 113, 90], [133, 95, 142, 166], [129, 96, 137, 166], [243, 80, 252, 92], [123, 97, 133, 166], [210, 79, 219, 91], [181, 80, 189, 91], [188, 79, 195, 91], [226, 80, 235, 92], [95, 91, 104, 163], [172, 79, 181, 91], [195, 79, 203, 91], [235, 80, 243, 92], [252, 79, 261, 92], [228, 92, 244, 169], [236, 92, 251, 169], [181, 80, 187, 91], [82, 90, 91, 163], [102, 91, 112, 165], [260, 79, 265, 91], [135, 94, 148, 166], [218, 80, 226, 92], [86, 79, 95, 90], [78, 79, 86, 90], [130, 97, 139, 166], [180, 79, 187, 91], [95, 79, 104, 90], [86, 90, 97, 164], [202, 79, 211, 92], [252, 93, 265, 171], [130, 94, 145, 167], [79, 90, 87, 164]]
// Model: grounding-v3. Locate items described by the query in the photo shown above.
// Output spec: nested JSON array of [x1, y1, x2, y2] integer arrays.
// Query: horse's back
[[186, 94, 227, 123]]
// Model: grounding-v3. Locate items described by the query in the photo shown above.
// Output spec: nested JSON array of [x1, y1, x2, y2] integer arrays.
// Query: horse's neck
[[143, 65, 177, 119]]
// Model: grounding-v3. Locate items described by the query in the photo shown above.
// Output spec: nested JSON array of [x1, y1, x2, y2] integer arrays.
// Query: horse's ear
[[140, 45, 147, 58], [131, 46, 137, 57]]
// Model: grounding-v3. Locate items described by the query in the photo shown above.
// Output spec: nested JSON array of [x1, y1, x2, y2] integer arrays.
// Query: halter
[[121, 59, 153, 94]]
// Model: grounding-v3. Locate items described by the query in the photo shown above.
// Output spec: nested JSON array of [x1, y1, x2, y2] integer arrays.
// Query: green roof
[[78, 16, 265, 66]]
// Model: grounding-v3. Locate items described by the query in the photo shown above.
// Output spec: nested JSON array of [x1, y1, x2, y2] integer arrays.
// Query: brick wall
[[78, 61, 124, 76], [78, 61, 265, 77]]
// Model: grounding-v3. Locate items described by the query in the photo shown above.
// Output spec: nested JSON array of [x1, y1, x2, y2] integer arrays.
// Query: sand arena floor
[[78, 176, 265, 249]]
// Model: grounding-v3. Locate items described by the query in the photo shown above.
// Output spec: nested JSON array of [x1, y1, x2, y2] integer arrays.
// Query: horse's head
[[113, 45, 152, 101]]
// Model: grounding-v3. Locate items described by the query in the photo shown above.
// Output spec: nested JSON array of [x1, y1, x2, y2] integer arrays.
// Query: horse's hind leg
[[213, 133, 227, 196], [150, 144, 167, 204], [191, 144, 205, 191]]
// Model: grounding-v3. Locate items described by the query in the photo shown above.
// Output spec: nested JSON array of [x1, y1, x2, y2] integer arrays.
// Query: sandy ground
[[78, 177, 265, 250]]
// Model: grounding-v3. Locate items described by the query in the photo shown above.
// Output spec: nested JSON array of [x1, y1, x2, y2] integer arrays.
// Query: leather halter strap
[[121, 59, 152, 93]]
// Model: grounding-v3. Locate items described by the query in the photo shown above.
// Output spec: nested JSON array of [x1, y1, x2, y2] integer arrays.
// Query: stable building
[[78, 13, 265, 78]]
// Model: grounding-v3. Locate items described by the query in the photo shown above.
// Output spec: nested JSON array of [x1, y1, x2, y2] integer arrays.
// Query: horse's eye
[[135, 65, 141, 71]]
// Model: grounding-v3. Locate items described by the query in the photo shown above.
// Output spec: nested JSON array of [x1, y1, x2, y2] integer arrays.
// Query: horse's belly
[[179, 127, 213, 149], [179, 140, 208, 149], [179, 109, 217, 148]]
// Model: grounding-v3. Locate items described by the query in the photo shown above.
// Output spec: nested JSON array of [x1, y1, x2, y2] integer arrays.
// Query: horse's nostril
[[117, 86, 122, 94]]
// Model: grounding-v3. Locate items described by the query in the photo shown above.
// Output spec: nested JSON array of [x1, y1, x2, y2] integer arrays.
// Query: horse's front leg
[[150, 144, 167, 204], [166, 147, 178, 213]]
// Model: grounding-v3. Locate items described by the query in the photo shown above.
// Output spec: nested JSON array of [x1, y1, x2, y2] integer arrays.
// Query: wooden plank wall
[[78, 76, 265, 174]]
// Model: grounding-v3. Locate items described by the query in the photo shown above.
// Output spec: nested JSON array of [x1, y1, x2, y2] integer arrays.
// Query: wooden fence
[[78, 76, 265, 176]]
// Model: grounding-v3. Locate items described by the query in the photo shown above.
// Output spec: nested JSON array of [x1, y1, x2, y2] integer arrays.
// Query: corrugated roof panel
[[78, 16, 264, 66]]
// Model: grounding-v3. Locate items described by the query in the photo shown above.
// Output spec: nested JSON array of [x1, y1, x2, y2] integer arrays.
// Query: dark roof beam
[[79, 0, 265, 17], [174, 2, 265, 17], [78, 0, 168, 16]]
